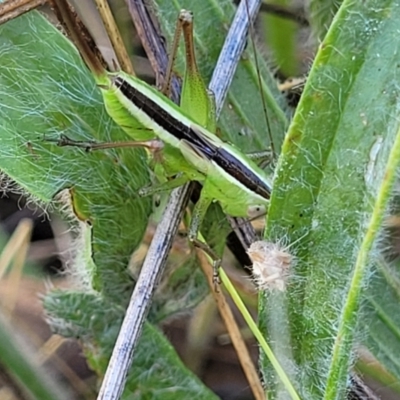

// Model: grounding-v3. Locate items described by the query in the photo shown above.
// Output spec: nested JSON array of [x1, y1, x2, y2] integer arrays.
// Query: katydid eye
[[247, 205, 266, 219]]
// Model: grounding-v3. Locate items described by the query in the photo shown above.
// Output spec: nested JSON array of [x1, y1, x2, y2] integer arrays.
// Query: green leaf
[[261, 0, 400, 398], [0, 311, 66, 400], [125, 323, 218, 400], [0, 11, 152, 303], [44, 290, 218, 399]]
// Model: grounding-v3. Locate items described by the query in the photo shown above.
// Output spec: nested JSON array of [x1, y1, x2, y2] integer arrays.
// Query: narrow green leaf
[[261, 0, 400, 397], [0, 312, 66, 400]]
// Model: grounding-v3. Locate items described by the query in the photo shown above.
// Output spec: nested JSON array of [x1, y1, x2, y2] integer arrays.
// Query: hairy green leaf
[[0, 11, 152, 303], [44, 289, 217, 399], [261, 0, 400, 398]]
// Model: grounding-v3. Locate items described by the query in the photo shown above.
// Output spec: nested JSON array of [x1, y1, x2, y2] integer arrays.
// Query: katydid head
[[247, 204, 267, 219]]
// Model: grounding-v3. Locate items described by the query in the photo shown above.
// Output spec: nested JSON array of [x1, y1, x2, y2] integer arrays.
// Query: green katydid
[[51, 0, 272, 242]]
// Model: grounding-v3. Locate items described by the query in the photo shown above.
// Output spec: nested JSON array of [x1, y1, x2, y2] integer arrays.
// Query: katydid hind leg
[[161, 9, 184, 97], [192, 238, 222, 286], [47, 134, 163, 152], [189, 192, 223, 286]]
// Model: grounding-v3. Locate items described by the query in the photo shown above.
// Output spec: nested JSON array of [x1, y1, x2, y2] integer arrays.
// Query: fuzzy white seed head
[[247, 240, 293, 291]]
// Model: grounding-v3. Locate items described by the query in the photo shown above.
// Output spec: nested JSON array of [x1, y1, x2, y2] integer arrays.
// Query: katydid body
[[102, 72, 271, 237], [51, 1, 271, 239]]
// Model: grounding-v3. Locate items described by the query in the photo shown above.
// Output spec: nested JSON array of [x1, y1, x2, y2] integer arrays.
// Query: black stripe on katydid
[[114, 76, 270, 200], [114, 76, 216, 158]]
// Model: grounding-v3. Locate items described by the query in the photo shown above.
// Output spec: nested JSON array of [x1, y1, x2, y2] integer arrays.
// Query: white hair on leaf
[[247, 240, 293, 291]]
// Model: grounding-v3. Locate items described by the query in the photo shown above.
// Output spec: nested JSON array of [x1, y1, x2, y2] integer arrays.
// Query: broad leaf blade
[[0, 11, 152, 302], [262, 0, 400, 397]]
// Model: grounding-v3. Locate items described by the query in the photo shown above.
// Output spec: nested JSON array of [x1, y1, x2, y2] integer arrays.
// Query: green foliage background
[[1, 0, 400, 399]]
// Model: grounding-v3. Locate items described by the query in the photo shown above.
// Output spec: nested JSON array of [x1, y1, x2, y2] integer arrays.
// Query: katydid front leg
[[48, 134, 163, 152]]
